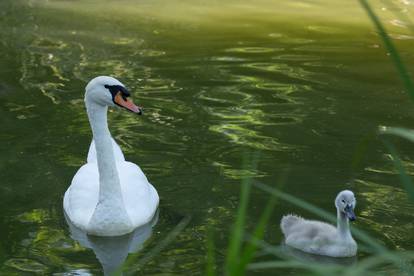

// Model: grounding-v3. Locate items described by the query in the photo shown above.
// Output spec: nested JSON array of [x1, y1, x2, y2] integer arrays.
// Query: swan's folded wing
[[287, 221, 342, 255], [64, 163, 99, 230], [118, 162, 159, 227]]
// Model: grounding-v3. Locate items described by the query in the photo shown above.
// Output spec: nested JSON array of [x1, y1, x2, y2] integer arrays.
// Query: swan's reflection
[[281, 242, 357, 266], [65, 211, 158, 275]]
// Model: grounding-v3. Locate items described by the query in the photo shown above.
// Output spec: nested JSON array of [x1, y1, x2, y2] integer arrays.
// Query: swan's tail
[[280, 214, 302, 236]]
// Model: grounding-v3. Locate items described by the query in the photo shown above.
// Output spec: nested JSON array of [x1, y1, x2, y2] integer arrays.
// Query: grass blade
[[379, 126, 414, 144], [225, 176, 251, 275], [123, 215, 191, 275], [359, 0, 414, 101], [206, 230, 216, 276], [381, 138, 414, 202], [236, 197, 276, 274], [225, 152, 260, 275]]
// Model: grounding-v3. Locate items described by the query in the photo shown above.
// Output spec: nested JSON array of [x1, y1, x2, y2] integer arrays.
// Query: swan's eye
[[342, 199, 346, 204], [104, 84, 130, 100]]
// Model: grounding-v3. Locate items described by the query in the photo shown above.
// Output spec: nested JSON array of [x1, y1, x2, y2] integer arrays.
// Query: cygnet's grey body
[[281, 190, 357, 257]]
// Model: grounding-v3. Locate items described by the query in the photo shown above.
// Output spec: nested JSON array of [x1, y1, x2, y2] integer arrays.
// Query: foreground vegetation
[[206, 1, 414, 275]]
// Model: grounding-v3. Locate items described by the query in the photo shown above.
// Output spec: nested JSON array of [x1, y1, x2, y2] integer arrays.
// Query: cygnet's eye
[[342, 199, 346, 204]]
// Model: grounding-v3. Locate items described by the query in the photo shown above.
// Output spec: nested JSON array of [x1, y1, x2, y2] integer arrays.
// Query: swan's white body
[[64, 76, 159, 237], [281, 190, 357, 257]]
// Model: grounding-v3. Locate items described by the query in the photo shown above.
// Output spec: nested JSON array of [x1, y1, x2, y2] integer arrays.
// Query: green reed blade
[[225, 175, 251, 275], [206, 230, 216, 276], [359, 0, 414, 102], [381, 139, 414, 202], [235, 196, 276, 275], [122, 215, 192, 275], [379, 126, 414, 144], [225, 152, 259, 275]]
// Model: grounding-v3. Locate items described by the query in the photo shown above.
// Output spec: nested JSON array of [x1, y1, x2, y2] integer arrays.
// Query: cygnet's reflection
[[65, 211, 159, 275], [281, 243, 357, 266]]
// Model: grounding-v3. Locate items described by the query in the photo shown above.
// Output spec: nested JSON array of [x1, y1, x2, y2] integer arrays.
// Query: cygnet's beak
[[344, 205, 356, 221], [114, 92, 143, 115]]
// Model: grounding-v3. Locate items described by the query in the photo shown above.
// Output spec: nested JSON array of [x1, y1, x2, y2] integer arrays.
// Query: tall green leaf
[[359, 0, 414, 101]]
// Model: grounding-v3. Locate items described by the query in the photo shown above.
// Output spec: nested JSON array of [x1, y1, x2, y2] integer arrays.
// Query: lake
[[0, 0, 414, 274]]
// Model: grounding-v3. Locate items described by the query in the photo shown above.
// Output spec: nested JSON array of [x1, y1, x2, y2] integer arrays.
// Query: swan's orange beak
[[114, 92, 143, 115]]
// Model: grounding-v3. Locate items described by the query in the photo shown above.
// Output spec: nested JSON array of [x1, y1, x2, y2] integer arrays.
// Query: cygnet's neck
[[337, 209, 352, 239]]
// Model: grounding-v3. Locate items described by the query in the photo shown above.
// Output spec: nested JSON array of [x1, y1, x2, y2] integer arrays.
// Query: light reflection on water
[[356, 179, 414, 249], [1, 0, 414, 274]]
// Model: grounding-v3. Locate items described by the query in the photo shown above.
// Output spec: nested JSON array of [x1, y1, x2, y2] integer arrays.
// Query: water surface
[[1, 0, 414, 274]]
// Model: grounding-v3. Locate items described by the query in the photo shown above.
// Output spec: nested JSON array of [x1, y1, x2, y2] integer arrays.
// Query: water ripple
[[271, 54, 321, 62], [198, 53, 319, 152], [138, 78, 183, 94], [196, 87, 253, 106], [209, 123, 292, 151], [307, 25, 345, 34], [254, 82, 312, 94], [224, 46, 284, 54], [134, 49, 166, 57], [210, 56, 247, 62], [4, 258, 48, 274], [212, 161, 267, 179], [356, 179, 414, 247], [240, 62, 323, 84], [20, 36, 76, 104]]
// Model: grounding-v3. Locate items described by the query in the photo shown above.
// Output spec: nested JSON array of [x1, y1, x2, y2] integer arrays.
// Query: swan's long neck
[[337, 210, 351, 238], [85, 99, 132, 235], [86, 101, 121, 199]]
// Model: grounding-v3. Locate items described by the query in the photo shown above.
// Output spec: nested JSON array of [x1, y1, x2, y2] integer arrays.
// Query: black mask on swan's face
[[104, 84, 142, 115], [104, 85, 130, 99]]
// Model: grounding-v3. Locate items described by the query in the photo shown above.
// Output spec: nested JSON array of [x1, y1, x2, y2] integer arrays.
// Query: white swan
[[280, 190, 357, 257], [64, 76, 159, 237]]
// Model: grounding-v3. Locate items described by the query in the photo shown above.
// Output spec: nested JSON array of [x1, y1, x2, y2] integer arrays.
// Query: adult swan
[[64, 76, 159, 237]]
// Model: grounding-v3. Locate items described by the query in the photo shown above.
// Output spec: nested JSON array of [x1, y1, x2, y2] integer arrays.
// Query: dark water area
[[1, 0, 414, 274]]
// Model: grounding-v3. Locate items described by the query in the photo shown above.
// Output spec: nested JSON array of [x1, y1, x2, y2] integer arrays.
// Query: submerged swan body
[[281, 190, 357, 257], [64, 76, 159, 237]]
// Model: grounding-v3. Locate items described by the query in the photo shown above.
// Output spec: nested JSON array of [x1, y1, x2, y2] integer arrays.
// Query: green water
[[1, 0, 414, 274]]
